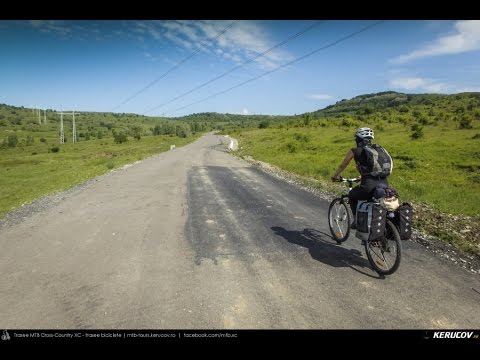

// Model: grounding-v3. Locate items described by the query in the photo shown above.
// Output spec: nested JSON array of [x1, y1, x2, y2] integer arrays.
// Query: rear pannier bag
[[355, 201, 373, 240], [355, 201, 372, 241], [397, 203, 413, 240], [356, 201, 387, 241], [369, 204, 386, 241]]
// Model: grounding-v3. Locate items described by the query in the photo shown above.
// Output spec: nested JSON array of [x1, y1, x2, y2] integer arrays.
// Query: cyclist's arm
[[331, 150, 354, 180]]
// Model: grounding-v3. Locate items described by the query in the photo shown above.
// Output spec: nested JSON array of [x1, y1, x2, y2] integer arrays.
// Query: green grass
[[0, 134, 200, 217], [231, 123, 480, 216]]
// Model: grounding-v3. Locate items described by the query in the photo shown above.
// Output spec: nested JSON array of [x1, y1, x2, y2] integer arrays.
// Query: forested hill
[[312, 91, 480, 119]]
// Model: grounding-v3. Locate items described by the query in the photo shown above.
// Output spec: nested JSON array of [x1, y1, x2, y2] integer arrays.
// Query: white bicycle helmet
[[355, 127, 374, 140]]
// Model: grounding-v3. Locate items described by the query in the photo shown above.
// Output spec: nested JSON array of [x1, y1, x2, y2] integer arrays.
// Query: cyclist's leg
[[348, 185, 370, 215], [350, 177, 388, 214]]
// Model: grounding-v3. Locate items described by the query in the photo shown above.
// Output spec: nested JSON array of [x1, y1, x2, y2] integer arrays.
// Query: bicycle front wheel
[[328, 198, 351, 243], [365, 219, 402, 275]]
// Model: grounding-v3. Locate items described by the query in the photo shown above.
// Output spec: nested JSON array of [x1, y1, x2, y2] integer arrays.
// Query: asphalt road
[[0, 133, 479, 329]]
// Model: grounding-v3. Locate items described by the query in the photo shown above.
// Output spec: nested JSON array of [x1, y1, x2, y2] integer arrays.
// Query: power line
[[144, 20, 327, 115], [167, 21, 385, 116], [111, 20, 238, 112]]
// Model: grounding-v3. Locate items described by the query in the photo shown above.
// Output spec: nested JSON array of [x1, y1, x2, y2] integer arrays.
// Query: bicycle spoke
[[380, 251, 391, 269], [369, 239, 398, 270], [335, 206, 345, 237], [368, 245, 384, 267], [335, 221, 344, 238]]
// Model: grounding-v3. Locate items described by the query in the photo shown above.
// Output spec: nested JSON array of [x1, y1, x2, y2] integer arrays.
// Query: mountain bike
[[328, 177, 402, 275]]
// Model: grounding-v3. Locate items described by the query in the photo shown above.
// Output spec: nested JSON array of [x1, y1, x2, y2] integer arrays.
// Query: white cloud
[[232, 108, 250, 115], [135, 21, 162, 40], [112, 20, 291, 70], [308, 94, 333, 100], [389, 77, 480, 93], [29, 20, 72, 37], [391, 20, 480, 64], [157, 20, 291, 69], [389, 77, 449, 92]]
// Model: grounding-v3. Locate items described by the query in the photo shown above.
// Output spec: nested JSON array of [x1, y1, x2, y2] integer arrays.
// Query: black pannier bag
[[355, 201, 371, 241], [396, 203, 413, 240], [355, 202, 387, 242], [369, 204, 386, 241]]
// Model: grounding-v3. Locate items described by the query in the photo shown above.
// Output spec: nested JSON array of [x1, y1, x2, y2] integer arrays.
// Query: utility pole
[[60, 111, 65, 144], [72, 111, 77, 143], [38, 109, 41, 125], [58, 111, 79, 143]]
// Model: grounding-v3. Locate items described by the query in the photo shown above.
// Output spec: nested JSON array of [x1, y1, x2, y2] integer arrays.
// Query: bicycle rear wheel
[[328, 198, 351, 243], [365, 219, 402, 275]]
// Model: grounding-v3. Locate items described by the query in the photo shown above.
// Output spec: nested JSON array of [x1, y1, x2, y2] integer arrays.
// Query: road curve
[[0, 133, 479, 329]]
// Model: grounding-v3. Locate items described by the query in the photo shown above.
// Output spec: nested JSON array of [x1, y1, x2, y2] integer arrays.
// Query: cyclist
[[330, 127, 390, 229]]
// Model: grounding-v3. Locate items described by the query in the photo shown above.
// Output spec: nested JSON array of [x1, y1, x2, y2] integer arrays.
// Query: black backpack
[[358, 144, 393, 178]]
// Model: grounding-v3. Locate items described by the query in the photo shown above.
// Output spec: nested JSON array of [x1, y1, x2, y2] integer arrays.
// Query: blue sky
[[1, 20, 479, 117]]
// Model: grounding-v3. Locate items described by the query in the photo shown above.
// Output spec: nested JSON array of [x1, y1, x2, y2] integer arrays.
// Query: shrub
[[175, 125, 190, 138], [362, 106, 374, 115], [418, 116, 430, 125], [26, 135, 34, 146], [130, 126, 142, 140], [459, 117, 473, 129], [286, 142, 297, 153], [50, 146, 60, 153], [410, 123, 424, 140], [258, 120, 270, 129], [7, 134, 18, 148], [112, 131, 128, 144], [293, 133, 310, 142]]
